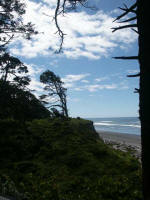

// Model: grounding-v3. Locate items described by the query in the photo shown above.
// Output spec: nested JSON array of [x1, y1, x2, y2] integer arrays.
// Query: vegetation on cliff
[[0, 118, 142, 200]]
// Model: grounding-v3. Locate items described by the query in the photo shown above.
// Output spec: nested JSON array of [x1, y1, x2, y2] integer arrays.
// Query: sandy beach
[[97, 130, 141, 160]]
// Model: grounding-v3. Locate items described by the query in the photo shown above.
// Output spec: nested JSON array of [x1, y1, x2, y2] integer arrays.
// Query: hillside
[[0, 118, 142, 200]]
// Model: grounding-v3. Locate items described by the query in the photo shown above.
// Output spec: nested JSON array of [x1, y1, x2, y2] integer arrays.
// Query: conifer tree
[[40, 70, 68, 118]]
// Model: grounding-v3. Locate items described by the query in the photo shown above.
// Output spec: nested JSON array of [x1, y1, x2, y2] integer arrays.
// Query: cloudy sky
[[10, 0, 139, 117]]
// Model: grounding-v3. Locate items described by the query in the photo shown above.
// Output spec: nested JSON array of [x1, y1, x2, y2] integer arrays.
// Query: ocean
[[86, 117, 141, 135]]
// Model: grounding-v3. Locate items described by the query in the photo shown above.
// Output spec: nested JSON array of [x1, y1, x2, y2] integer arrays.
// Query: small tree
[[40, 70, 68, 117]]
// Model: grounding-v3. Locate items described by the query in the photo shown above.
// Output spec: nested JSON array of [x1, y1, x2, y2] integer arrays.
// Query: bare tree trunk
[[137, 0, 150, 199], [63, 97, 68, 117]]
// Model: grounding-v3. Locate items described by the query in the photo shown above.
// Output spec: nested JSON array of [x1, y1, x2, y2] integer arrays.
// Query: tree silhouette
[[40, 70, 68, 118], [111, 1, 149, 199], [137, 1, 150, 199]]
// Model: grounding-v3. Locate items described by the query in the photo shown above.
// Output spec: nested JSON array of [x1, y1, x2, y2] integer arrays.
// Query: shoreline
[[97, 130, 141, 160]]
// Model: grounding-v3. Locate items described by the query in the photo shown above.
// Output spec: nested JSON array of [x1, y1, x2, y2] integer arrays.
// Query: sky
[[10, 0, 139, 118]]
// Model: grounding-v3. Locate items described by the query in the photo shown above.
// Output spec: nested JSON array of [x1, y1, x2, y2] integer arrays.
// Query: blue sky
[[10, 0, 138, 117]]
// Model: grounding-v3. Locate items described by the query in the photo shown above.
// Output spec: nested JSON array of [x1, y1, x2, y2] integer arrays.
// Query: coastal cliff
[[0, 118, 142, 200]]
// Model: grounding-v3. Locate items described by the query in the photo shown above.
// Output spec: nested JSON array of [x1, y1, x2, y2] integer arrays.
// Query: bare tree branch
[[127, 73, 140, 77], [134, 88, 140, 93], [113, 2, 137, 22], [54, 0, 66, 53], [118, 16, 137, 23], [132, 28, 139, 34], [112, 24, 137, 32], [113, 56, 138, 60], [54, 0, 95, 53]]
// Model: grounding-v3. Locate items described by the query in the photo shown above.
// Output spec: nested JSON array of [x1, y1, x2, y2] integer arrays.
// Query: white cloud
[[74, 87, 84, 91], [81, 79, 89, 83], [127, 69, 139, 74], [62, 74, 90, 83], [42, 0, 57, 7], [62, 73, 130, 92], [95, 77, 109, 82], [26, 63, 43, 76], [62, 73, 90, 89], [23, 63, 44, 96], [10, 0, 137, 60], [49, 60, 59, 67], [85, 83, 117, 92], [64, 82, 74, 88], [73, 83, 118, 92], [76, 78, 131, 92], [29, 78, 43, 93]]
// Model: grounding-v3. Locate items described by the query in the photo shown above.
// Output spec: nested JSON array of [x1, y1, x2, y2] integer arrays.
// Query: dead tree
[[137, 1, 150, 200], [112, 1, 150, 199]]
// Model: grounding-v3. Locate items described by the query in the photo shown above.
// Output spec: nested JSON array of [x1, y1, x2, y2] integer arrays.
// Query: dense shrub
[[0, 118, 142, 200]]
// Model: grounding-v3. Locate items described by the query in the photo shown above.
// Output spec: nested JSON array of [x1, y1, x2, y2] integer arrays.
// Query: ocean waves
[[94, 122, 141, 128], [87, 117, 141, 135]]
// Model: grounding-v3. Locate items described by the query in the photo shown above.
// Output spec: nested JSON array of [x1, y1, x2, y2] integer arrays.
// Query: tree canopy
[[0, 0, 37, 49]]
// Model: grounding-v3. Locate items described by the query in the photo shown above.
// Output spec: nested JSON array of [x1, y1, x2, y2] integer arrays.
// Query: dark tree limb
[[127, 73, 140, 77], [119, 6, 137, 14], [54, 0, 66, 53], [132, 28, 139, 34], [118, 16, 137, 23], [113, 56, 139, 60], [113, 2, 137, 22], [134, 88, 140, 93], [112, 24, 137, 32]]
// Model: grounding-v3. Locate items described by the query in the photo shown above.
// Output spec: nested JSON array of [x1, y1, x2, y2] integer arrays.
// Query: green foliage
[[0, 0, 37, 48], [0, 118, 142, 200]]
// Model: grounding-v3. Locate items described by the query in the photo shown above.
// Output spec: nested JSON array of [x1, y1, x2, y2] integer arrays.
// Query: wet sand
[[97, 130, 141, 159]]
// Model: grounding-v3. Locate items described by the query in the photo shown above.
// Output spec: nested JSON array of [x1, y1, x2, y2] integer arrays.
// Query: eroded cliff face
[[83, 120, 98, 136], [70, 118, 99, 139]]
